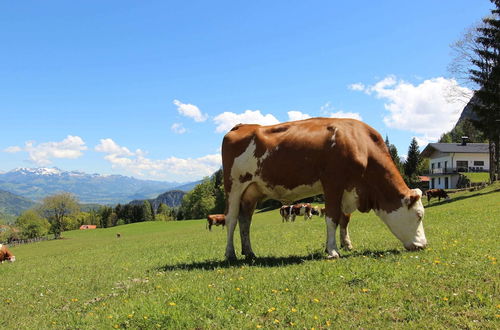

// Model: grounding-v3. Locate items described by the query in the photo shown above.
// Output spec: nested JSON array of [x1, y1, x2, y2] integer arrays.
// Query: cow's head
[[375, 188, 427, 251]]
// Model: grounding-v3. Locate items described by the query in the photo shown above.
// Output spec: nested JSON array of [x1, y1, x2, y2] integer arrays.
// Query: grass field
[[1, 184, 499, 329], [460, 172, 490, 183]]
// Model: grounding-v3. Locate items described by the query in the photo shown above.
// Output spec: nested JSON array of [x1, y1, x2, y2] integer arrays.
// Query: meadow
[[1, 184, 499, 329]]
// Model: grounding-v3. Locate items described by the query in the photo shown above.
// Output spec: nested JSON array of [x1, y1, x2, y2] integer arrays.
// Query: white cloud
[[213, 110, 280, 133], [328, 111, 363, 121], [351, 76, 473, 141], [4, 146, 22, 153], [95, 138, 221, 181], [95, 138, 133, 156], [287, 111, 311, 121], [4, 136, 87, 165], [173, 99, 208, 122], [348, 83, 366, 91], [171, 123, 187, 134]]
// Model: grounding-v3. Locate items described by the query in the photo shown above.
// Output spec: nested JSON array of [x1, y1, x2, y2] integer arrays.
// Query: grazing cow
[[291, 203, 317, 221], [222, 118, 426, 260], [0, 244, 15, 263], [207, 214, 226, 231], [280, 205, 294, 222], [426, 189, 450, 204], [320, 207, 326, 217]]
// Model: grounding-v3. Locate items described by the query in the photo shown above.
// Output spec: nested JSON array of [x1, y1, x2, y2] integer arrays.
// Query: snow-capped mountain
[[0, 167, 193, 204]]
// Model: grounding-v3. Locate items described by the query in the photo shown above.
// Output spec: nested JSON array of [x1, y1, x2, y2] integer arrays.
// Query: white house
[[421, 140, 489, 189]]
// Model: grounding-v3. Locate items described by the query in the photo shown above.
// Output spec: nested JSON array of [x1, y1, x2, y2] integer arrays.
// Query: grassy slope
[[1, 184, 499, 329]]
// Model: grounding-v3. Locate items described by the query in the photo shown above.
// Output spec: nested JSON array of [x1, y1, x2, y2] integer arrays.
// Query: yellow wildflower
[[169, 302, 176, 306]]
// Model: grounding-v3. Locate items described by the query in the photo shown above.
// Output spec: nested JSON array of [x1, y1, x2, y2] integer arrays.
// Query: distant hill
[[0, 167, 196, 205], [0, 189, 36, 216], [129, 190, 186, 210], [171, 180, 202, 192]]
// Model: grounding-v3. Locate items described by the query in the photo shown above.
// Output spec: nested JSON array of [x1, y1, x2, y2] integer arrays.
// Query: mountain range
[[0, 167, 196, 205]]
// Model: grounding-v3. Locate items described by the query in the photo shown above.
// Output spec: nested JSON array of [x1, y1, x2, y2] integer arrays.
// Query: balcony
[[424, 167, 489, 176]]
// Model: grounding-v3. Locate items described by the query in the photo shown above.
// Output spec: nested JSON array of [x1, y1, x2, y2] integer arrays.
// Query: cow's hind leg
[[339, 213, 353, 251], [238, 183, 263, 259], [225, 188, 244, 260]]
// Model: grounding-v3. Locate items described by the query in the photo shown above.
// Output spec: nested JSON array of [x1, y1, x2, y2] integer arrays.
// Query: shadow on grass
[[425, 187, 500, 209], [155, 249, 402, 272]]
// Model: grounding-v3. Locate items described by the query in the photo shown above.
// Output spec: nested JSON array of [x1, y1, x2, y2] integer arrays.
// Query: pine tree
[[470, 0, 500, 180], [142, 200, 154, 221], [404, 138, 422, 185], [385, 135, 404, 176]]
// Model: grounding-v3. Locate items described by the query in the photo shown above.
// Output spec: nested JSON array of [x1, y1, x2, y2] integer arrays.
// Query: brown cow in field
[[207, 214, 226, 231], [426, 189, 450, 204], [279, 205, 293, 222], [0, 244, 15, 263], [222, 118, 426, 260]]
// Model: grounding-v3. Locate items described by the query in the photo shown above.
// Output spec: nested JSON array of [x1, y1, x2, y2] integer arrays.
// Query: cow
[[320, 207, 326, 217], [0, 244, 15, 263], [426, 189, 450, 204], [221, 118, 427, 260], [291, 203, 317, 221], [207, 214, 226, 231], [280, 205, 293, 222]]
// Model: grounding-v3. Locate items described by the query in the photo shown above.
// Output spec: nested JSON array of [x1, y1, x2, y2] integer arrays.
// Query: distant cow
[[222, 118, 426, 260], [116, 233, 121, 238], [426, 189, 450, 204], [0, 244, 15, 263], [280, 205, 293, 222], [207, 214, 226, 231], [292, 203, 318, 221]]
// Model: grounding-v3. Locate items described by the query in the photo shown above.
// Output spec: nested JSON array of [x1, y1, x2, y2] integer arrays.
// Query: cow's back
[[222, 118, 401, 204]]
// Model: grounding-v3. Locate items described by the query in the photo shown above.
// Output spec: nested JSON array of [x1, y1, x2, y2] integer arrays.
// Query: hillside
[[1, 183, 498, 328], [0, 167, 194, 204], [0, 189, 35, 216], [129, 190, 186, 209]]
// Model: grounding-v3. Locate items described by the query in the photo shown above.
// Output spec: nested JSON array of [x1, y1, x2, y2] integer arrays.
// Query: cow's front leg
[[238, 214, 255, 259], [325, 216, 340, 259], [339, 213, 353, 251]]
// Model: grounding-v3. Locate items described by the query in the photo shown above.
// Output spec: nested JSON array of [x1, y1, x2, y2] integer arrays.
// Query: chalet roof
[[421, 143, 489, 158]]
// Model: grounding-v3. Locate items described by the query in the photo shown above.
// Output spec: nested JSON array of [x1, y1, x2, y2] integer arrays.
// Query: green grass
[[1, 184, 499, 329], [460, 172, 490, 183]]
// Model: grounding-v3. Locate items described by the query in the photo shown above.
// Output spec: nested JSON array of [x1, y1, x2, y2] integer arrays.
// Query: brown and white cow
[[207, 214, 226, 231], [0, 244, 15, 263], [279, 205, 294, 222], [222, 118, 426, 260], [425, 189, 450, 204]]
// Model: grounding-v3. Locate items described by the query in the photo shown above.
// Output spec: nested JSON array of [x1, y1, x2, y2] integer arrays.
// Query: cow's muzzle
[[404, 241, 427, 251]]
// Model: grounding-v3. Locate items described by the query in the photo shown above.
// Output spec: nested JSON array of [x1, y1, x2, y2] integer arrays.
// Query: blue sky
[[0, 1, 491, 182]]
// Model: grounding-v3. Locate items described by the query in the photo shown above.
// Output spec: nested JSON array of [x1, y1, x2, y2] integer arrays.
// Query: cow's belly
[[258, 179, 323, 203]]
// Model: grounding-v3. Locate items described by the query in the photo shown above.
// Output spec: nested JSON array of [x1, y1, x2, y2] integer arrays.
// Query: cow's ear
[[404, 190, 421, 209]]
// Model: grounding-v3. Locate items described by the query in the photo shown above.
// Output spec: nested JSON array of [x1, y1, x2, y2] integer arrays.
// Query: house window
[[437, 162, 441, 168], [431, 163, 435, 169], [431, 178, 435, 189], [438, 177, 441, 185], [474, 161, 484, 166], [456, 160, 468, 171]]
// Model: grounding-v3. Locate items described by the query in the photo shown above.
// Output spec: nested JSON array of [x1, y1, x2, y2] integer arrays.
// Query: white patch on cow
[[330, 127, 338, 148], [341, 188, 359, 214], [374, 189, 427, 250]]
